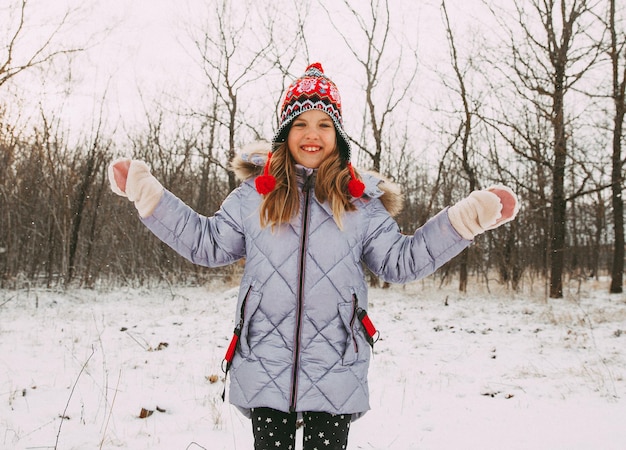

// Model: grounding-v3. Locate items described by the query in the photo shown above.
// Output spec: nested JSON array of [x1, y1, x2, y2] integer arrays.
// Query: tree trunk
[[610, 110, 624, 293], [609, 0, 625, 294], [459, 250, 468, 292], [550, 100, 567, 299], [66, 148, 99, 285]]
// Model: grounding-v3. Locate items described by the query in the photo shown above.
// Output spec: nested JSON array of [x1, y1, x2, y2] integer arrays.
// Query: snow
[[1, 280, 625, 449]]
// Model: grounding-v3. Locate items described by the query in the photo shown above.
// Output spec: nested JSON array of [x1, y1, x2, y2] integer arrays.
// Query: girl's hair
[[259, 142, 358, 230]]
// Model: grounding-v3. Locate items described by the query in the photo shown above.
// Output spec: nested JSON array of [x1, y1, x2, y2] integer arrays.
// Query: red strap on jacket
[[222, 325, 241, 374], [221, 325, 242, 402], [224, 331, 239, 365], [357, 307, 380, 347]]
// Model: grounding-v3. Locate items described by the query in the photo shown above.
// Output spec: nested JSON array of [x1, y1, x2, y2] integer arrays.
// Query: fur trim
[[370, 171, 404, 217], [230, 153, 265, 181], [229, 151, 404, 217]]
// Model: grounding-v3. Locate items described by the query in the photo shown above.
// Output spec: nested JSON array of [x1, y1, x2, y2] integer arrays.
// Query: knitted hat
[[272, 62, 351, 161], [256, 62, 364, 197]]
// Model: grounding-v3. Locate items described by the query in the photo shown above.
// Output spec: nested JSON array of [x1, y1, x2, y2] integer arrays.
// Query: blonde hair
[[259, 143, 358, 230]]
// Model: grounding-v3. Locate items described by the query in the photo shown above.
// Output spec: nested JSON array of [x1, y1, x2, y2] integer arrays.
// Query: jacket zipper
[[289, 174, 313, 412]]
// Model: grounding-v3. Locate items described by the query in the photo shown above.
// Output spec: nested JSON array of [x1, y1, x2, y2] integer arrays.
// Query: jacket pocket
[[238, 285, 263, 359], [338, 296, 359, 366]]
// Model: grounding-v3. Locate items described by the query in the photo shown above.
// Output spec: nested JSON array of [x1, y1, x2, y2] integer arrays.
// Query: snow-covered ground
[[1, 279, 625, 449]]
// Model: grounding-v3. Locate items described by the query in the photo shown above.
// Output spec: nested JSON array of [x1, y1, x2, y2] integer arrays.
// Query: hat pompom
[[255, 174, 276, 195], [347, 163, 365, 198], [348, 178, 365, 198], [306, 62, 324, 73], [255, 152, 276, 195]]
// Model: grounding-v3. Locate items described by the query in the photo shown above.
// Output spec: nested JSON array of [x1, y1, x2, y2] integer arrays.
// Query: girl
[[109, 63, 518, 450]]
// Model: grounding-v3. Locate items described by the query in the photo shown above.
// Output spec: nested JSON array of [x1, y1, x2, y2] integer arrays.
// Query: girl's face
[[287, 109, 337, 169]]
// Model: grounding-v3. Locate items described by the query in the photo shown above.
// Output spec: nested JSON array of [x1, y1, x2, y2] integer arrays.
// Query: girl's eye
[[293, 122, 305, 127]]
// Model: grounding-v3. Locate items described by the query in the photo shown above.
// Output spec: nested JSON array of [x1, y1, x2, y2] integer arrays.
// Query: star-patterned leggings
[[251, 407, 351, 450]]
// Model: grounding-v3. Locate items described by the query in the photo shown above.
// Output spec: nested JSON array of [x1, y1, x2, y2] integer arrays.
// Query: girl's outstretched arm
[[362, 185, 519, 284], [108, 157, 246, 268]]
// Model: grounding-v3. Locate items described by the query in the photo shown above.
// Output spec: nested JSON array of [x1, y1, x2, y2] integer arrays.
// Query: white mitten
[[448, 186, 519, 239], [108, 159, 164, 218], [448, 190, 503, 240]]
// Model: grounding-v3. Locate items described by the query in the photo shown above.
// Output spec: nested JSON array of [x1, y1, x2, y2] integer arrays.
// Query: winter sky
[[6, 0, 504, 138]]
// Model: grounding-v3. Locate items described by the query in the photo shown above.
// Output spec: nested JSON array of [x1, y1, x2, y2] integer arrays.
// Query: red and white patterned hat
[[272, 62, 351, 161]]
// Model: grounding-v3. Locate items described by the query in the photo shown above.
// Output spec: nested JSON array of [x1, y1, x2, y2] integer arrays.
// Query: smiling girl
[[109, 63, 518, 450]]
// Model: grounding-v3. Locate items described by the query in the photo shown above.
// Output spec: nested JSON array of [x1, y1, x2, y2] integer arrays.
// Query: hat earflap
[[347, 163, 365, 198], [255, 152, 276, 195]]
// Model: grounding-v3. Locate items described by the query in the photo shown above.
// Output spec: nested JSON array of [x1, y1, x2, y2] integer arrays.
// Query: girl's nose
[[304, 127, 319, 139]]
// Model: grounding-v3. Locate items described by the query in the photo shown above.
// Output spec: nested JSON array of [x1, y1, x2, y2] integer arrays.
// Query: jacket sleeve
[[362, 202, 471, 284], [140, 189, 246, 267]]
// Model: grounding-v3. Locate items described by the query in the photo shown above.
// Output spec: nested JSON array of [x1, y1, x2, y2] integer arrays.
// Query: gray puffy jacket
[[140, 155, 470, 419]]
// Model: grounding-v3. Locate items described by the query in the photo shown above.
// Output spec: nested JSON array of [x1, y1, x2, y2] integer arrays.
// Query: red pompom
[[255, 174, 276, 195], [347, 162, 364, 198], [348, 178, 365, 198], [255, 151, 276, 195], [306, 62, 324, 73]]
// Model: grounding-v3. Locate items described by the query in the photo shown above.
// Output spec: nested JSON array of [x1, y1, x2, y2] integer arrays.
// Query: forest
[[0, 0, 624, 298]]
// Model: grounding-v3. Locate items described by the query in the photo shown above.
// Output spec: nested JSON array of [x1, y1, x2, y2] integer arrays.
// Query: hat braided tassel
[[255, 152, 276, 195], [347, 163, 365, 198]]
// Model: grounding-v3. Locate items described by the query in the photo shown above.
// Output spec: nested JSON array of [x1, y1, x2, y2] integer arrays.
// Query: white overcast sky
[[5, 0, 503, 141]]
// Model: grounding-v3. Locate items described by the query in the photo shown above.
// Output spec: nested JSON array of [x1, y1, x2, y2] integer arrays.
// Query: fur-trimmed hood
[[230, 147, 404, 217]]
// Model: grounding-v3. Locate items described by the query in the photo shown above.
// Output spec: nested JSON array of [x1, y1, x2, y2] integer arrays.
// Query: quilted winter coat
[[140, 154, 471, 419]]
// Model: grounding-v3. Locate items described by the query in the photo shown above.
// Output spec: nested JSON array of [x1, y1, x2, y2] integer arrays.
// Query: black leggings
[[251, 407, 351, 450]]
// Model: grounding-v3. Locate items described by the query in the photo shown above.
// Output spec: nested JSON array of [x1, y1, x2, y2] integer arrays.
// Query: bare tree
[[484, 0, 603, 298], [189, 0, 275, 191], [65, 112, 109, 285], [0, 0, 86, 89], [440, 0, 481, 292], [320, 0, 418, 173], [607, 0, 626, 294]]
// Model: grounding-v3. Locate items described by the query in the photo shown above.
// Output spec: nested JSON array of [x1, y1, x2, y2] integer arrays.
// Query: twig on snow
[[0, 294, 16, 308], [125, 331, 151, 351], [99, 368, 121, 449], [55, 346, 95, 450]]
